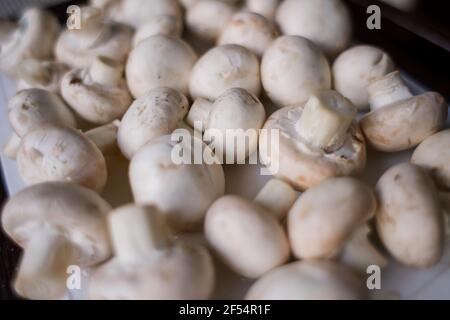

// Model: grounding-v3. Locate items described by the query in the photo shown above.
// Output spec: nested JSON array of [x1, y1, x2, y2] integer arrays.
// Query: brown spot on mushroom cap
[[360, 92, 447, 152], [1, 182, 112, 264], [375, 163, 444, 267]]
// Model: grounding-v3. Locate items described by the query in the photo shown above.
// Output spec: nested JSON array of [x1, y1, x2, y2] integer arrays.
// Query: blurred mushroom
[[17, 126, 107, 193], [0, 8, 59, 75], [126, 35, 197, 98], [376, 163, 444, 267], [186, 88, 266, 161], [259, 90, 366, 190], [411, 129, 450, 190], [360, 72, 447, 152], [261, 35, 331, 107], [61, 56, 132, 125], [288, 177, 387, 272], [1, 182, 111, 299], [55, 6, 132, 68], [132, 15, 183, 47], [332, 45, 395, 110], [245, 0, 280, 20], [246, 260, 366, 300], [2, 132, 21, 160], [129, 135, 225, 231], [218, 11, 278, 57], [276, 0, 352, 58], [16, 59, 69, 94], [89, 204, 214, 299], [190, 44, 260, 100]]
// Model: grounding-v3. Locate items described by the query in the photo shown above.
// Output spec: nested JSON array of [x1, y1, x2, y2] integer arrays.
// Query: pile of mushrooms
[[0, 0, 448, 301]]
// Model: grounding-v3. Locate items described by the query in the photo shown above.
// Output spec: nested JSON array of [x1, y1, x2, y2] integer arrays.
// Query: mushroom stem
[[14, 227, 76, 299], [186, 98, 213, 132], [296, 90, 356, 152], [85, 121, 120, 154], [254, 179, 297, 220], [17, 59, 52, 86], [340, 224, 388, 273], [89, 56, 123, 87], [3, 132, 21, 160], [368, 71, 413, 111], [109, 205, 171, 263]]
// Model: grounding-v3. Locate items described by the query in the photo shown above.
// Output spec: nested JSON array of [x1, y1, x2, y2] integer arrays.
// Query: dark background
[[0, 0, 449, 300]]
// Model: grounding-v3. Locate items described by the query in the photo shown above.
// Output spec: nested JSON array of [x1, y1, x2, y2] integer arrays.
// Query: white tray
[[1, 73, 450, 300]]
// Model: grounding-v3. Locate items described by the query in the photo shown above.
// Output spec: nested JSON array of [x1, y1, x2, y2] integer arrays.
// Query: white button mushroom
[[276, 0, 352, 58], [332, 45, 395, 110], [186, 0, 237, 43], [126, 35, 197, 98], [117, 87, 189, 159], [89, 204, 215, 299], [16, 126, 107, 193], [375, 163, 445, 267], [218, 11, 278, 58], [0, 8, 59, 75], [412, 130, 450, 190], [61, 56, 132, 125], [360, 71, 448, 152], [187, 88, 266, 161], [190, 44, 261, 100], [129, 135, 225, 231], [205, 179, 295, 278], [7, 89, 77, 138], [259, 90, 366, 190], [132, 15, 183, 47], [245, 0, 280, 20], [15, 59, 69, 95], [1, 182, 111, 299], [245, 260, 366, 300], [85, 120, 121, 155], [261, 35, 331, 107], [55, 6, 133, 69], [288, 177, 386, 272]]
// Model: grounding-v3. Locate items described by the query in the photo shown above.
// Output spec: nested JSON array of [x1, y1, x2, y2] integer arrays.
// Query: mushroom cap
[[186, 0, 237, 42], [375, 163, 444, 267], [246, 260, 366, 300], [412, 129, 450, 190], [55, 8, 132, 69], [218, 11, 278, 57], [288, 177, 376, 259], [261, 35, 331, 107], [245, 0, 280, 20], [16, 59, 69, 94], [17, 126, 107, 193], [60, 63, 132, 125], [0, 8, 59, 75], [89, 244, 214, 300], [276, 0, 352, 58], [126, 35, 197, 98], [190, 44, 261, 100], [8, 88, 77, 138], [205, 195, 290, 278], [129, 135, 225, 231], [332, 45, 395, 110], [117, 87, 189, 159], [259, 106, 366, 191], [360, 92, 448, 152], [2, 182, 112, 265], [109, 0, 182, 29], [132, 15, 183, 47], [205, 88, 266, 160]]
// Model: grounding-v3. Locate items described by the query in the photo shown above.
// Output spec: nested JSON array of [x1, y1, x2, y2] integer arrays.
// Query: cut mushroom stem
[[368, 71, 413, 111], [3, 132, 21, 160], [254, 179, 297, 220], [14, 226, 76, 299], [17, 59, 51, 86], [340, 224, 387, 273], [186, 98, 213, 131], [89, 56, 123, 87], [296, 90, 357, 152], [108, 205, 171, 263]]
